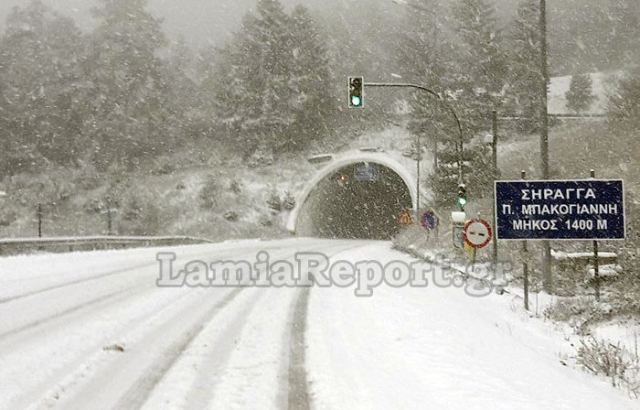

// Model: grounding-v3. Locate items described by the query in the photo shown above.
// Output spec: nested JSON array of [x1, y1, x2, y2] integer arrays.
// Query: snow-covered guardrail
[[0, 236, 213, 256]]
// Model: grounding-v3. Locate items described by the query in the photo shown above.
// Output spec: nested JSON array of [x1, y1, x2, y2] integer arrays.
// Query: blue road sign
[[354, 163, 378, 182], [495, 180, 625, 240], [420, 210, 438, 231]]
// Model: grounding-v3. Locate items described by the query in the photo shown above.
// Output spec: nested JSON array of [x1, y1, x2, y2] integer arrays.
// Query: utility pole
[[491, 111, 499, 272], [107, 208, 113, 236], [416, 132, 421, 223], [521, 170, 530, 311], [540, 0, 553, 293], [37, 203, 43, 238]]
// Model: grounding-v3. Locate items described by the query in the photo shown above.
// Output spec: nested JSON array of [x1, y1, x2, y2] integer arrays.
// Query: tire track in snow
[[2, 245, 289, 408], [0, 244, 286, 340], [0, 285, 140, 341], [180, 288, 267, 409], [288, 284, 312, 410], [113, 288, 246, 410], [0, 262, 153, 305], [0, 242, 283, 305], [148, 244, 351, 410], [285, 243, 373, 410], [13, 240, 366, 409], [12, 286, 201, 410]]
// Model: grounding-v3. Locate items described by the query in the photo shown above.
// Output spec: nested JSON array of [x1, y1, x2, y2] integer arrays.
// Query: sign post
[[590, 169, 600, 301]]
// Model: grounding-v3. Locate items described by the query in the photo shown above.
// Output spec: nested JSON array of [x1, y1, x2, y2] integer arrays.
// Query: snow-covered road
[[0, 239, 636, 410]]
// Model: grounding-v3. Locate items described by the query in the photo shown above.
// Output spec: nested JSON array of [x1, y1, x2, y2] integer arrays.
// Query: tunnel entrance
[[295, 161, 414, 240]]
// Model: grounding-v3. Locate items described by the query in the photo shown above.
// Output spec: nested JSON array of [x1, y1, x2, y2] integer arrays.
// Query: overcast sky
[[0, 0, 566, 50], [0, 0, 275, 47]]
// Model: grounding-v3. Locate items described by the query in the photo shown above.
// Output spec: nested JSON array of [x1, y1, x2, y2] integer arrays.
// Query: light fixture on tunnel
[[336, 173, 349, 187]]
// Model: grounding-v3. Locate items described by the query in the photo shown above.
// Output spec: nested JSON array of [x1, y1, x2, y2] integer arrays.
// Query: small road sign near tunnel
[[464, 219, 493, 249], [399, 210, 413, 226], [495, 179, 625, 240], [420, 210, 438, 231]]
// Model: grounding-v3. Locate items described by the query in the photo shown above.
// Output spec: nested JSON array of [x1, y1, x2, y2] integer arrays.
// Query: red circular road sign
[[463, 218, 493, 249]]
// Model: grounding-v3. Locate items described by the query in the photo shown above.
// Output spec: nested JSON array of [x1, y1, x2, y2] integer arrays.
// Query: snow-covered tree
[[0, 0, 85, 173], [507, 0, 544, 131], [212, 0, 334, 157], [566, 73, 595, 114], [396, 0, 452, 87], [605, 1, 640, 68], [609, 67, 640, 130], [85, 0, 172, 169], [286, 5, 334, 151], [452, 0, 507, 99], [447, 0, 504, 200]]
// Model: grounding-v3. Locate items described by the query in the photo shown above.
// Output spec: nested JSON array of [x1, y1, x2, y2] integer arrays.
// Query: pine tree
[[566, 73, 595, 114], [609, 67, 640, 130], [396, 0, 452, 86], [207, 14, 262, 156], [251, 0, 296, 153], [0, 0, 85, 172], [444, 0, 504, 201], [606, 1, 640, 68], [287, 5, 333, 151], [86, 0, 171, 169], [507, 0, 543, 131], [395, 1, 469, 208], [212, 0, 334, 158], [452, 0, 507, 98], [211, 1, 292, 157]]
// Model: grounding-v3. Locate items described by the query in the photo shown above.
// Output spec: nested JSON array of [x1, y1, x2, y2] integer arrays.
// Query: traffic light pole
[[491, 111, 499, 273], [363, 82, 466, 219]]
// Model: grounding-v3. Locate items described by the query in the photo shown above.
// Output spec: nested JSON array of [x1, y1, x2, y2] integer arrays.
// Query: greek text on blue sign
[[495, 180, 625, 240]]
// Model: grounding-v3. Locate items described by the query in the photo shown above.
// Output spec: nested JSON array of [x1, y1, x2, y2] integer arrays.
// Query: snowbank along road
[[0, 238, 636, 410]]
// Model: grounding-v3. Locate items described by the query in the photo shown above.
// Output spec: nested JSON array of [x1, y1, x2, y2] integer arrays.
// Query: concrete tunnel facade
[[287, 153, 418, 240]]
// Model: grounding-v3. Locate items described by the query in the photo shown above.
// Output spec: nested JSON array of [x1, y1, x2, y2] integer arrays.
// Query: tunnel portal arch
[[287, 153, 417, 239]]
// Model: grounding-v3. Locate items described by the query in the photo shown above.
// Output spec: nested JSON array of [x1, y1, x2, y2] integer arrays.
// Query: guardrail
[[0, 236, 214, 256]]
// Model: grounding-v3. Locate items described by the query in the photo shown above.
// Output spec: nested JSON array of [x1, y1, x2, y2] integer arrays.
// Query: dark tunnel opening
[[298, 162, 414, 240]]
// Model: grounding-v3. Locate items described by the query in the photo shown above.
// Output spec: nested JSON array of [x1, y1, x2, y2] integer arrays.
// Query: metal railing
[[0, 235, 214, 256]]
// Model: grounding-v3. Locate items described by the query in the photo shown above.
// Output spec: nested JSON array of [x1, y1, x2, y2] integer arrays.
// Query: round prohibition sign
[[463, 219, 493, 249]]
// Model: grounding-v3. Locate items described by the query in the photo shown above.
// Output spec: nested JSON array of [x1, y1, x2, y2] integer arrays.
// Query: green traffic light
[[457, 197, 467, 209], [351, 95, 362, 107]]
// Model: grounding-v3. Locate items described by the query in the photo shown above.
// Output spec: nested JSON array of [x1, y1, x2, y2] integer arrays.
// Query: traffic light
[[457, 184, 467, 211], [348, 76, 364, 108]]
